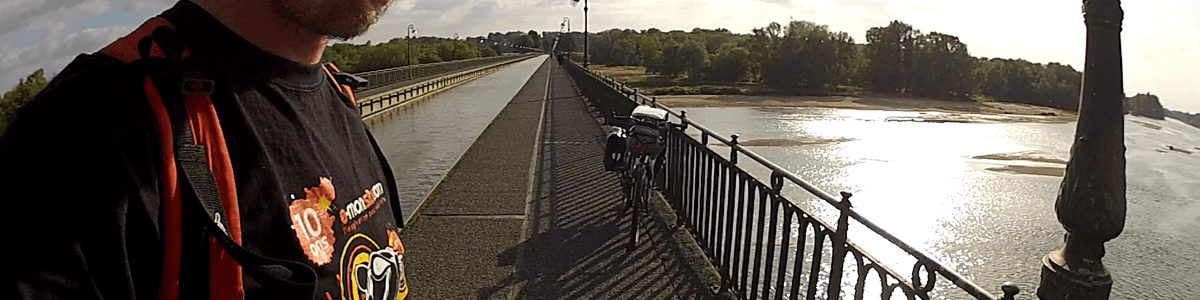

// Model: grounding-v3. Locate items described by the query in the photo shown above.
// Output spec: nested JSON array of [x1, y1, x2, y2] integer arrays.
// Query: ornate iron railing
[[560, 57, 1022, 300]]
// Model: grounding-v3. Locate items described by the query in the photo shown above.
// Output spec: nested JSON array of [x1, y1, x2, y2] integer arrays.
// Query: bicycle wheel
[[628, 164, 645, 252], [622, 168, 632, 211]]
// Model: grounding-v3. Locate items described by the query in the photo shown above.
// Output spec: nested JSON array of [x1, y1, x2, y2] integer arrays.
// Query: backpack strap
[[100, 18, 195, 300], [99, 17, 316, 300], [321, 62, 367, 107], [323, 63, 404, 228], [318, 62, 407, 229]]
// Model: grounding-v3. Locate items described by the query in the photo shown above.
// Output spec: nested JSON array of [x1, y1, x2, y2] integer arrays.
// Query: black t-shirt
[[1, 1, 406, 299]]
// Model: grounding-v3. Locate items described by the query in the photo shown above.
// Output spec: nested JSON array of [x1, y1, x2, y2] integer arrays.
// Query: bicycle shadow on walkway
[[479, 85, 707, 299]]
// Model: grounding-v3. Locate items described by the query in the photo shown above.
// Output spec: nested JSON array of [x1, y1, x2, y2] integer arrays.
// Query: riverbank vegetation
[[323, 30, 544, 73], [585, 20, 1085, 111], [323, 38, 488, 73], [0, 69, 49, 131]]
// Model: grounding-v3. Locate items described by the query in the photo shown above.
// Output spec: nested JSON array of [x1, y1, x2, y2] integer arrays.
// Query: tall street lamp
[[562, 17, 570, 53], [1037, 0, 1126, 299], [578, 0, 583, 67], [406, 24, 417, 66], [407, 24, 416, 79], [569, 0, 589, 68]]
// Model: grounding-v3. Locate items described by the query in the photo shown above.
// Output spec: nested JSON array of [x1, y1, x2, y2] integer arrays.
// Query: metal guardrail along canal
[[353, 55, 529, 91], [350, 54, 539, 117], [560, 57, 1021, 300]]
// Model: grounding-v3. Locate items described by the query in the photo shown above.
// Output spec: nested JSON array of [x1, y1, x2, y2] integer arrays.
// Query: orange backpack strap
[[321, 64, 405, 227], [322, 62, 367, 107], [99, 17, 316, 300]]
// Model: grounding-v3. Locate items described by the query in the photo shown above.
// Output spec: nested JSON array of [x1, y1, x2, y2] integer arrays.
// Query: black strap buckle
[[333, 72, 369, 91], [182, 78, 215, 95]]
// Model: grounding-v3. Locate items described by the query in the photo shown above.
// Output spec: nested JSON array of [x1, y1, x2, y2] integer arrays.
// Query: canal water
[[681, 107, 1200, 299], [364, 55, 547, 222]]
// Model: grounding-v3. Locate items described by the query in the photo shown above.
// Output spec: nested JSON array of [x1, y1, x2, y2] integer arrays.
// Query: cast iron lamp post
[[1038, 0, 1126, 299], [562, 17, 570, 53], [568, 0, 588, 67], [583, 0, 588, 68], [406, 24, 417, 78]]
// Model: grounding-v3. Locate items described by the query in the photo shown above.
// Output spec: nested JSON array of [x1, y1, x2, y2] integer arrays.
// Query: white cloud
[[0, 0, 118, 89], [0, 0, 111, 42], [1, 23, 132, 91], [122, 0, 169, 11]]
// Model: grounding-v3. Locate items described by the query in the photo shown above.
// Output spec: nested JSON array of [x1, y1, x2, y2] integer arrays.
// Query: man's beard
[[276, 0, 391, 40]]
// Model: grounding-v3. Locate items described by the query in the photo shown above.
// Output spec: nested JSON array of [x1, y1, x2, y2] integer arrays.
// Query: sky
[[2, 0, 1197, 112]]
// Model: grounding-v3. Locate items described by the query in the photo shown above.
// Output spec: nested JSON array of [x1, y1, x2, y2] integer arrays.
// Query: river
[[680, 107, 1200, 299]]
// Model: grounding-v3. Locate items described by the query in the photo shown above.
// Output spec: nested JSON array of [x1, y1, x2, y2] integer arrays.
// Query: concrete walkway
[[401, 57, 707, 299]]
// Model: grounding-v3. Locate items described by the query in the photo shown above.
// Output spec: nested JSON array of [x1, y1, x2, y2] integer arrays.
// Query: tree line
[[587, 20, 1085, 110], [484, 30, 542, 49], [324, 38, 492, 73], [324, 30, 547, 73]]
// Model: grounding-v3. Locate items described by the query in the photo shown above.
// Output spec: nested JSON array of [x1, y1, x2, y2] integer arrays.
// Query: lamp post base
[[1037, 249, 1113, 300]]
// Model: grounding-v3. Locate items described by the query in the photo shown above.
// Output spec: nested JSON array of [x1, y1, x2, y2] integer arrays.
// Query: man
[[2, 0, 408, 299]]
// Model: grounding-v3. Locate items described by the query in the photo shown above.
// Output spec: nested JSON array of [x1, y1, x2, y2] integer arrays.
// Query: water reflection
[[682, 107, 1199, 299]]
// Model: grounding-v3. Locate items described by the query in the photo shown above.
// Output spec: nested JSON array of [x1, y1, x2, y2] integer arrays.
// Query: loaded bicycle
[[604, 105, 670, 251]]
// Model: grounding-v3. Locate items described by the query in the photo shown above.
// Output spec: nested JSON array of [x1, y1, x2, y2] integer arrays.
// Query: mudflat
[[656, 94, 1079, 123]]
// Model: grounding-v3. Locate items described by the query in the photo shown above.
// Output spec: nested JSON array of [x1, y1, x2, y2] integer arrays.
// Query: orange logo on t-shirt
[[289, 177, 338, 266]]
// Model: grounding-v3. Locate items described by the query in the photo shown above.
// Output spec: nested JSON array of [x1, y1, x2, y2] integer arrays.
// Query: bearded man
[[1, 0, 410, 298]]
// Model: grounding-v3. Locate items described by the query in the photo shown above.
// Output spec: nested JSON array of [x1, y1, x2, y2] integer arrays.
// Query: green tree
[[437, 41, 456, 61], [678, 42, 710, 80], [707, 48, 752, 82], [526, 30, 542, 48], [1127, 93, 1165, 119], [747, 22, 782, 82], [517, 34, 536, 48], [589, 29, 634, 65], [1, 69, 50, 131], [910, 32, 975, 98], [649, 42, 683, 77], [864, 20, 920, 93], [631, 35, 664, 69], [863, 21, 976, 99], [560, 33, 578, 53], [323, 36, 493, 73], [455, 41, 481, 59], [480, 46, 499, 57], [437, 41, 480, 61], [976, 58, 1080, 110], [759, 21, 854, 90], [1036, 63, 1082, 110], [607, 36, 648, 66]]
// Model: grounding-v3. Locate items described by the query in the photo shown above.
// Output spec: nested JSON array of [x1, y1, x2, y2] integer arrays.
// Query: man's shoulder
[[1, 52, 157, 152], [26, 53, 138, 111], [10, 53, 148, 126]]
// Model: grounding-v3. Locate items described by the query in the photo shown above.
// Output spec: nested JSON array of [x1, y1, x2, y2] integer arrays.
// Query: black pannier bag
[[604, 106, 669, 172], [604, 126, 628, 171]]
